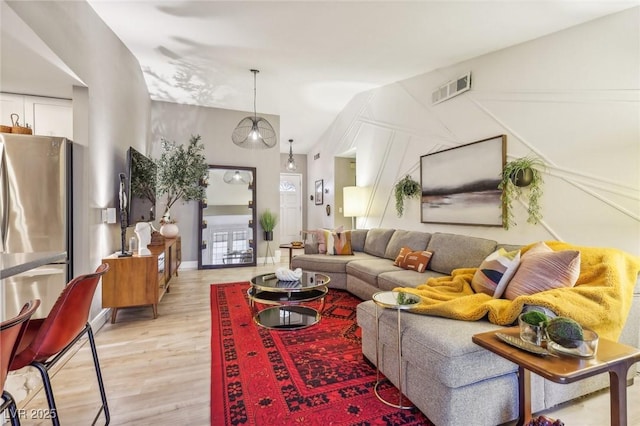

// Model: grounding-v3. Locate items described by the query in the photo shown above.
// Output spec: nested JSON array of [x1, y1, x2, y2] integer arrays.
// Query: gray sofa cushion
[[426, 232, 497, 274], [363, 228, 396, 258], [291, 252, 377, 273], [383, 230, 432, 260], [346, 258, 400, 286], [351, 229, 368, 252]]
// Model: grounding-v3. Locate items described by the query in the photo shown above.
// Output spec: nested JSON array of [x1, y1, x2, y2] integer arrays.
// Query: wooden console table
[[102, 237, 181, 323], [473, 326, 640, 426]]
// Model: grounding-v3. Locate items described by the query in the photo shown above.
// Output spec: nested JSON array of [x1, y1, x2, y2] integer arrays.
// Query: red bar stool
[[10, 264, 110, 425], [1, 299, 41, 426]]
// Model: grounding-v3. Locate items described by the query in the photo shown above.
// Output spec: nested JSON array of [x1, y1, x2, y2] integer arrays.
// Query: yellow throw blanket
[[394, 241, 640, 341]]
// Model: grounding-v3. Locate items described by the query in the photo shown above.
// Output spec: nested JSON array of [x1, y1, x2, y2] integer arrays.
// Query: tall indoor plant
[[499, 156, 545, 230], [259, 209, 278, 241], [156, 134, 208, 236]]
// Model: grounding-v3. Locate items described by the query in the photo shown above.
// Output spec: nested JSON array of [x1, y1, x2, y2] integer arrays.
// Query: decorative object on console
[[393, 175, 420, 217], [285, 138, 297, 171], [156, 134, 208, 230], [315, 179, 324, 205], [118, 173, 132, 257], [259, 209, 278, 241], [499, 155, 545, 230], [159, 217, 179, 239], [134, 222, 152, 255], [420, 135, 505, 226], [231, 69, 277, 149]]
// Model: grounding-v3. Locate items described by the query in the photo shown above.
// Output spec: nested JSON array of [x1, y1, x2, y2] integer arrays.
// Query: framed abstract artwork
[[315, 179, 324, 205], [420, 135, 506, 226]]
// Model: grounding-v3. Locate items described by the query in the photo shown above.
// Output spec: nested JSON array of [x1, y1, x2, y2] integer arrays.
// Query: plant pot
[[160, 223, 179, 238], [264, 231, 273, 241], [510, 168, 534, 187]]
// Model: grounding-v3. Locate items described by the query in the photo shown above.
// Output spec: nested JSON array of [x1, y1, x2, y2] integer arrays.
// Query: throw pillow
[[314, 226, 343, 254], [332, 230, 353, 255], [393, 247, 412, 266], [402, 250, 433, 273], [394, 247, 433, 273], [503, 241, 581, 300], [471, 248, 521, 298]]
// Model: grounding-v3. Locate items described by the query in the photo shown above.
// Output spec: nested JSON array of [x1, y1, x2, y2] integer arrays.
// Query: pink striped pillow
[[503, 242, 580, 300]]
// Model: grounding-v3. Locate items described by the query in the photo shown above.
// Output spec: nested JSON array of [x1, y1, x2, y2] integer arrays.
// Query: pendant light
[[223, 170, 252, 185], [232, 69, 277, 149], [286, 139, 297, 171]]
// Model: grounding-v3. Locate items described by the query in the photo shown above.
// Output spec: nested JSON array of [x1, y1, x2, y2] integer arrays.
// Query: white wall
[[307, 7, 640, 255], [150, 100, 280, 262], [7, 1, 152, 315]]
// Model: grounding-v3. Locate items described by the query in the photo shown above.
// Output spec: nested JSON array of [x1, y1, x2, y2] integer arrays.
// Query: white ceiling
[[4, 1, 637, 154]]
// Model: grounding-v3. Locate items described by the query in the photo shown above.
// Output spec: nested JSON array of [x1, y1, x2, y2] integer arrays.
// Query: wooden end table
[[472, 326, 640, 426], [279, 243, 305, 268]]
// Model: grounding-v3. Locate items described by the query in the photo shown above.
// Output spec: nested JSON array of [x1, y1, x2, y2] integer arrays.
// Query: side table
[[472, 326, 640, 426], [372, 291, 419, 409], [279, 243, 305, 269]]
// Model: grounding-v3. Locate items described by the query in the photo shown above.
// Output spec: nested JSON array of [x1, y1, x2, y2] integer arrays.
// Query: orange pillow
[[394, 247, 433, 273]]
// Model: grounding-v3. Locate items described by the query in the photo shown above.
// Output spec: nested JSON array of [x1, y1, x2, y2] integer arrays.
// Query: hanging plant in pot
[[155, 134, 208, 238], [259, 209, 278, 241], [394, 175, 421, 217], [498, 156, 545, 230]]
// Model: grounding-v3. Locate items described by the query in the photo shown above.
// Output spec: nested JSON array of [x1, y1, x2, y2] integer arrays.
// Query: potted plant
[[499, 156, 545, 230], [259, 209, 278, 241], [155, 134, 208, 237], [394, 175, 421, 217]]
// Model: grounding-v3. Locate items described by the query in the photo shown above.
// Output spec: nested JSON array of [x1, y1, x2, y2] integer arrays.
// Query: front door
[[279, 173, 302, 243]]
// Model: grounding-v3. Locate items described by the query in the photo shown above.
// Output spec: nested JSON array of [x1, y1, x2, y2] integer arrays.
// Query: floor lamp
[[343, 186, 367, 230]]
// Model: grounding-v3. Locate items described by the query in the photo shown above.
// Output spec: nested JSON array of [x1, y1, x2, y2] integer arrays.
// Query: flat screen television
[[126, 147, 156, 226]]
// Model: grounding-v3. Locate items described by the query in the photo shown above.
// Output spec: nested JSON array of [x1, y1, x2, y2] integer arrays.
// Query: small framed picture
[[315, 179, 323, 205]]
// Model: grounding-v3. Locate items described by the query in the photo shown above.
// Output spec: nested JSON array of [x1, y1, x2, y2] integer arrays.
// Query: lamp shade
[[343, 186, 367, 217], [232, 69, 277, 149], [223, 170, 253, 184]]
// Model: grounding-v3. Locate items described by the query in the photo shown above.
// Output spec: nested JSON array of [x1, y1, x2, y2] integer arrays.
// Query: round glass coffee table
[[248, 272, 330, 330]]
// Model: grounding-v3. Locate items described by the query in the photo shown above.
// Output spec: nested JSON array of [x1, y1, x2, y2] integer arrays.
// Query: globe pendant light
[[286, 139, 297, 171], [232, 69, 277, 149]]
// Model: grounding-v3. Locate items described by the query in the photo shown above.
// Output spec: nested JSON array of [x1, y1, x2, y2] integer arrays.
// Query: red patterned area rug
[[210, 282, 434, 426]]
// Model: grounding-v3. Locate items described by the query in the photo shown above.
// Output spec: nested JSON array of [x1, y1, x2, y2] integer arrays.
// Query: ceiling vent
[[432, 72, 471, 105]]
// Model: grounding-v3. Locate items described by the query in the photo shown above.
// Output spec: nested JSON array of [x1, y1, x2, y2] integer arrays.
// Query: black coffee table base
[[253, 305, 320, 330]]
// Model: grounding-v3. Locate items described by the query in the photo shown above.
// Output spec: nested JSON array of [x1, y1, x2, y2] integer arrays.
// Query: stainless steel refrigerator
[[1, 133, 72, 319]]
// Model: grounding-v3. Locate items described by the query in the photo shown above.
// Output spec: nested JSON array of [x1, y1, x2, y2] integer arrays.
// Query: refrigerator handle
[[1, 144, 8, 250]]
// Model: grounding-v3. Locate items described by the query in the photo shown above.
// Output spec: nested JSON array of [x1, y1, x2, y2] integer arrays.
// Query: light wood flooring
[[12, 259, 640, 425]]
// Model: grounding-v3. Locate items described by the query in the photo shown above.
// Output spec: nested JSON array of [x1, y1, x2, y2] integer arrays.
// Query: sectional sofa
[[291, 228, 640, 426]]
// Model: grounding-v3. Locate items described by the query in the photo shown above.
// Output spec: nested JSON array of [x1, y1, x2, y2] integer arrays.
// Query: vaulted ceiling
[[3, 1, 636, 154]]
